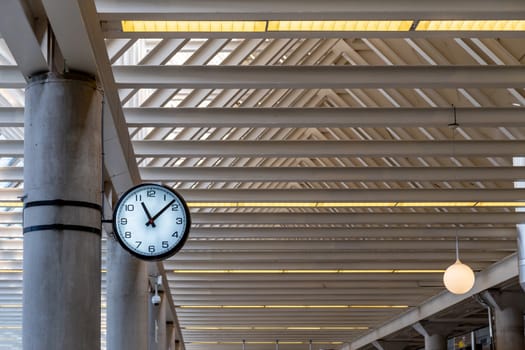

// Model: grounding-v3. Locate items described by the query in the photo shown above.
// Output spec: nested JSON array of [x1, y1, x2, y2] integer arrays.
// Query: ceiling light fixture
[[416, 20, 525, 31], [443, 107, 475, 295], [443, 235, 476, 294]]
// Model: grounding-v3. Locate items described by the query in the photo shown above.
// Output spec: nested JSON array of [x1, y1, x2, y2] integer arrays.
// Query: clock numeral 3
[[176, 217, 183, 225]]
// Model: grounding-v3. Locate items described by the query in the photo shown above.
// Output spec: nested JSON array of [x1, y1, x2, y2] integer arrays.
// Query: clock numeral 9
[[162, 241, 169, 249], [124, 231, 132, 238], [120, 218, 128, 225], [148, 245, 156, 253], [125, 204, 134, 211], [176, 217, 183, 225]]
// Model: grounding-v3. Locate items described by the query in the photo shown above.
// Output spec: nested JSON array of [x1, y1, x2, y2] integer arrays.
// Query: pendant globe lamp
[[443, 236, 475, 294]]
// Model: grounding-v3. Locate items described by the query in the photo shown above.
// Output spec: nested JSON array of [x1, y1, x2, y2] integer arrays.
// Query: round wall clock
[[112, 183, 191, 261]]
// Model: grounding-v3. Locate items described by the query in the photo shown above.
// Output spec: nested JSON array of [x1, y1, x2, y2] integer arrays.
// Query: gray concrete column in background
[[494, 306, 524, 350], [149, 290, 168, 350], [23, 72, 102, 350], [425, 334, 446, 350], [107, 238, 149, 349]]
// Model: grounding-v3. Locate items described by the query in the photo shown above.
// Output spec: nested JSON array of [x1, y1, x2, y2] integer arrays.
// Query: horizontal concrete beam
[[6, 140, 525, 158], [141, 166, 525, 182], [3, 168, 525, 185], [112, 65, 525, 89], [190, 212, 525, 225], [96, 0, 525, 20], [348, 253, 519, 349], [4, 166, 525, 183], [0, 66, 26, 88], [177, 189, 525, 202], [133, 140, 525, 158], [124, 107, 525, 128], [6, 107, 525, 128], [187, 227, 518, 239]]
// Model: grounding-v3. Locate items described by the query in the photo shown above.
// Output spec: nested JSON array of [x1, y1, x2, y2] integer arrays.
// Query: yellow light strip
[[185, 326, 369, 331], [189, 341, 345, 345], [0, 202, 22, 208], [178, 304, 408, 309], [416, 20, 525, 31], [121, 20, 267, 32], [0, 304, 21, 308], [267, 20, 413, 32], [187, 201, 525, 208], [121, 19, 525, 33], [173, 269, 445, 274], [121, 20, 413, 33]]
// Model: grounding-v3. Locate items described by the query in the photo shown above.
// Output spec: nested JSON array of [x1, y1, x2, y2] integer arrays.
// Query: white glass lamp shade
[[443, 259, 475, 294]]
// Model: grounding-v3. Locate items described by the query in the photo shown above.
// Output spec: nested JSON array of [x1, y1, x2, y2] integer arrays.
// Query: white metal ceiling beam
[[124, 107, 525, 128], [177, 188, 525, 202], [0, 66, 26, 88], [5, 140, 525, 158], [132, 140, 525, 158], [0, 0, 48, 79], [96, 0, 525, 20], [189, 212, 525, 225], [112, 65, 525, 89], [186, 227, 517, 239], [141, 166, 525, 183], [347, 253, 518, 349], [0, 107, 23, 126]]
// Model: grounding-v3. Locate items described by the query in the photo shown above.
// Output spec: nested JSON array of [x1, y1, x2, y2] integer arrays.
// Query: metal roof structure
[[0, 1, 524, 349]]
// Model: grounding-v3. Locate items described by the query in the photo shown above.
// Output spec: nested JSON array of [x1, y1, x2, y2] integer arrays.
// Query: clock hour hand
[[141, 202, 156, 227], [149, 199, 176, 225]]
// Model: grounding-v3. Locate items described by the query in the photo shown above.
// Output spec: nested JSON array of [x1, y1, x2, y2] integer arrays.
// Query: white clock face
[[113, 184, 190, 260]]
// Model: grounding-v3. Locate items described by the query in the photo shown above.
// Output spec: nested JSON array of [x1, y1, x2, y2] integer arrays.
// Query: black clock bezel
[[112, 183, 191, 261]]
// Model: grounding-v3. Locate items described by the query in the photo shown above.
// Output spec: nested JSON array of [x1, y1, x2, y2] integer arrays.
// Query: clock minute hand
[[141, 202, 156, 227], [149, 199, 176, 225]]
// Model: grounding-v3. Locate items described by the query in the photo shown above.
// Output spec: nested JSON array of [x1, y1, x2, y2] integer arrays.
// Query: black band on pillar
[[24, 199, 102, 212], [23, 224, 101, 235]]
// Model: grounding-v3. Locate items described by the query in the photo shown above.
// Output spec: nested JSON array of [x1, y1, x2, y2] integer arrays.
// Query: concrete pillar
[[425, 334, 446, 350], [149, 291, 167, 350], [23, 72, 102, 350], [166, 322, 175, 350], [494, 306, 524, 350], [107, 238, 149, 349]]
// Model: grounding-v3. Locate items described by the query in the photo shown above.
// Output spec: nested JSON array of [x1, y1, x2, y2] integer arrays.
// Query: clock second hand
[[141, 202, 156, 227], [148, 199, 176, 226]]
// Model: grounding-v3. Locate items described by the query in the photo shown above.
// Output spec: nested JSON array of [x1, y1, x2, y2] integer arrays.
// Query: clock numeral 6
[[124, 231, 132, 238], [162, 241, 169, 248], [120, 218, 128, 225], [148, 245, 156, 253]]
